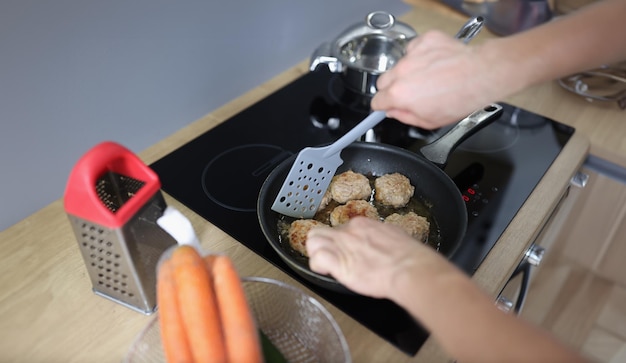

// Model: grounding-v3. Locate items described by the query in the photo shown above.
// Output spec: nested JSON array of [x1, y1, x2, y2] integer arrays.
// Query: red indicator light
[[462, 195, 470, 202], [467, 188, 476, 195]]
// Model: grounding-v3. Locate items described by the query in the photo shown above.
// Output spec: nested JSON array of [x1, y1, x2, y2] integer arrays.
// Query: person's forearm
[[482, 0, 626, 97], [391, 254, 586, 363]]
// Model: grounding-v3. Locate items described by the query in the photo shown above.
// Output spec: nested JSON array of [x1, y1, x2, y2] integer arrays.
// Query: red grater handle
[[63, 141, 161, 228]]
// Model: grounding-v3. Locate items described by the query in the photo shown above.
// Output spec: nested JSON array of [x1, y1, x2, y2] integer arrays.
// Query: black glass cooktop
[[150, 68, 574, 356]]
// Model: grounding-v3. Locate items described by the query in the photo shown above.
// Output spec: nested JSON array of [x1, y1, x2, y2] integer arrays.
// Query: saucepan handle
[[455, 16, 485, 44]]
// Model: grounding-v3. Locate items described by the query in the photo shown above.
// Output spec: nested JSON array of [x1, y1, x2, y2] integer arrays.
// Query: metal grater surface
[[68, 191, 175, 314], [65, 141, 177, 314], [96, 172, 145, 213], [70, 217, 144, 307]]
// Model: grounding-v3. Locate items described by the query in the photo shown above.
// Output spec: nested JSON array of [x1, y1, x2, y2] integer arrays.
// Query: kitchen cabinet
[[546, 166, 626, 285], [519, 164, 626, 362], [496, 165, 590, 313]]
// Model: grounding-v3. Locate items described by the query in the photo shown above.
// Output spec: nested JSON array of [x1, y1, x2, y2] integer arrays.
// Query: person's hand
[[306, 217, 450, 299], [371, 30, 501, 129]]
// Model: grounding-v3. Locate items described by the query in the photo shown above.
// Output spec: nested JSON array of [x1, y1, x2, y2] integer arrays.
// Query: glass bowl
[[125, 277, 351, 363]]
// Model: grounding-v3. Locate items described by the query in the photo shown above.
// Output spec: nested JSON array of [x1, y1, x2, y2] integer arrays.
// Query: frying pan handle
[[419, 104, 503, 168]]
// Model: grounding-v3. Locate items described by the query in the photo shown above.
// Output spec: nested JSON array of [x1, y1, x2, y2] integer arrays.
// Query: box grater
[[64, 141, 176, 314]]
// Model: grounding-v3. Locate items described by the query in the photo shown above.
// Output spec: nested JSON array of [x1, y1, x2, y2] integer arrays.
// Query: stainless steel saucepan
[[310, 12, 484, 95]]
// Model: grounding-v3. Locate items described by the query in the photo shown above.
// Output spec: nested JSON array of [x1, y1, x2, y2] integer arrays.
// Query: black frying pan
[[257, 104, 503, 293]]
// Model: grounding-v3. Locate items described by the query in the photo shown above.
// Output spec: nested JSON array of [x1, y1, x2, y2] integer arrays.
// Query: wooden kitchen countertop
[[0, 1, 623, 362]]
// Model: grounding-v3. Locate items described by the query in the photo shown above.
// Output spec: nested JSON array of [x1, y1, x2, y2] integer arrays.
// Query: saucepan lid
[[331, 11, 417, 73]]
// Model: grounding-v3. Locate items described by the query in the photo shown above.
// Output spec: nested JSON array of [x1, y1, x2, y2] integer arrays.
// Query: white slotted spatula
[[271, 110, 387, 218]]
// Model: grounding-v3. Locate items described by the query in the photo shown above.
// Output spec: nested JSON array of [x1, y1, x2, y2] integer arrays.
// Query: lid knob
[[366, 11, 395, 30]]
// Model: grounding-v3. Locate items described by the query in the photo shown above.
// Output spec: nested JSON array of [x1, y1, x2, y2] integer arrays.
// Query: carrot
[[205, 254, 263, 363], [157, 247, 262, 363], [170, 246, 227, 363], [157, 258, 194, 363]]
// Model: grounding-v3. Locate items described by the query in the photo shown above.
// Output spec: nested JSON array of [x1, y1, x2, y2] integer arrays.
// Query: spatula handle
[[323, 110, 387, 157]]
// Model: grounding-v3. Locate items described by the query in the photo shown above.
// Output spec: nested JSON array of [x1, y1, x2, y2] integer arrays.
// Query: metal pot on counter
[[310, 11, 484, 95]]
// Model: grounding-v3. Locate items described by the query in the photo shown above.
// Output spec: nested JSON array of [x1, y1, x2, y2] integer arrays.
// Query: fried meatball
[[288, 219, 327, 256], [318, 188, 333, 211], [330, 170, 372, 204], [374, 173, 415, 208], [384, 212, 430, 242], [329, 200, 379, 227]]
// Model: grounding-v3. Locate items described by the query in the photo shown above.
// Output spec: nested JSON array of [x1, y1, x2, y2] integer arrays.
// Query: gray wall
[[0, 0, 410, 230]]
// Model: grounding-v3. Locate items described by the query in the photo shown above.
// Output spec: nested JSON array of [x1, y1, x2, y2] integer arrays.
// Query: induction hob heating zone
[[150, 69, 574, 356]]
